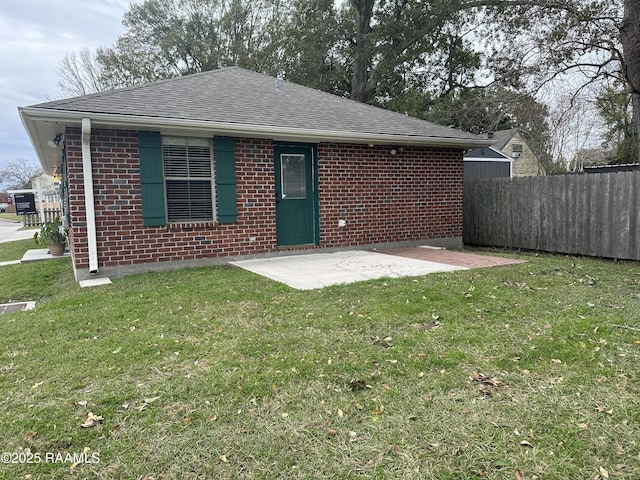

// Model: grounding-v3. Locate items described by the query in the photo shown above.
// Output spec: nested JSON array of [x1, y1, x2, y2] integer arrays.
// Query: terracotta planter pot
[[48, 242, 66, 257]]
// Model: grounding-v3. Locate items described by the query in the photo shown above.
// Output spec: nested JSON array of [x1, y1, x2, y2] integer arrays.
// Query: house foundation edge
[[72, 237, 463, 282]]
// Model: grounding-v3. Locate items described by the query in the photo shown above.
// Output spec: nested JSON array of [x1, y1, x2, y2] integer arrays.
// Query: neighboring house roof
[[20, 67, 491, 172], [464, 146, 513, 161], [582, 164, 640, 173], [489, 129, 519, 151]]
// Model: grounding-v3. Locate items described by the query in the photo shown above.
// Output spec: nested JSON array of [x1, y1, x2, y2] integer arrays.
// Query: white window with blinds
[[162, 136, 215, 222]]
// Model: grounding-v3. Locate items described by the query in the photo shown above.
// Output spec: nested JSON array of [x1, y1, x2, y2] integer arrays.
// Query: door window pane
[[281, 154, 306, 199]]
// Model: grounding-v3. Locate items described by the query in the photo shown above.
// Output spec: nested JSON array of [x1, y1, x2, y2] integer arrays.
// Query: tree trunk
[[621, 0, 640, 162], [350, 0, 376, 103]]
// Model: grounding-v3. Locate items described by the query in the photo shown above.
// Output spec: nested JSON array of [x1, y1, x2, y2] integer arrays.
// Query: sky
[[0, 0, 135, 172]]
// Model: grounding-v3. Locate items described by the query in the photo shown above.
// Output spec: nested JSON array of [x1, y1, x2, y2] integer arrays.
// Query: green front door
[[274, 144, 318, 246]]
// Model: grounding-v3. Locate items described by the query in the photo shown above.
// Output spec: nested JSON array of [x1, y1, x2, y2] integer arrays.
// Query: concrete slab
[[0, 260, 21, 266], [0, 301, 36, 314], [231, 250, 466, 290], [79, 278, 113, 288], [21, 248, 70, 263]]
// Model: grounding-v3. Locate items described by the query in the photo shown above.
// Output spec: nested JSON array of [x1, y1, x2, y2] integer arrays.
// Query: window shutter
[[138, 132, 166, 226], [215, 137, 237, 223]]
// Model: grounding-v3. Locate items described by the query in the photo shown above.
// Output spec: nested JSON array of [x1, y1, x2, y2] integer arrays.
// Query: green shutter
[[138, 132, 166, 226], [215, 137, 238, 223]]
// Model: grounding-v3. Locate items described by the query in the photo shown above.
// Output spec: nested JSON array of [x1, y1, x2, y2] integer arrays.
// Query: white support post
[[37, 185, 45, 224]]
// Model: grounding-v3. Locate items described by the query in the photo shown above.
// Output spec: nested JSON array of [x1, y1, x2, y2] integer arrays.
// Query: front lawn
[[0, 238, 37, 263], [0, 213, 22, 222], [0, 248, 638, 479]]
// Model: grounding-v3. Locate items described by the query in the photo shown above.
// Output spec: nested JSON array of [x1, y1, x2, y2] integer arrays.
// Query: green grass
[[0, 213, 22, 222], [0, 245, 639, 479], [0, 239, 37, 263]]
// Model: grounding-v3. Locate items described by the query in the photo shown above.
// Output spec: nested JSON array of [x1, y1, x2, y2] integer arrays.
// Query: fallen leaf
[[382, 384, 391, 391], [144, 396, 161, 404], [519, 440, 534, 448], [516, 470, 524, 480], [219, 454, 228, 463], [472, 372, 504, 387], [595, 406, 613, 414], [599, 466, 609, 478], [373, 336, 393, 348], [348, 379, 370, 391], [326, 429, 338, 436], [337, 409, 344, 418], [81, 412, 103, 428]]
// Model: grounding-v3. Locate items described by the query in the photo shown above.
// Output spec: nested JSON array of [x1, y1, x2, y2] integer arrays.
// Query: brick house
[[19, 67, 490, 281]]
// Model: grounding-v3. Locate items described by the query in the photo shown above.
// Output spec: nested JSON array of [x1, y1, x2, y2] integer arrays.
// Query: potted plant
[[34, 217, 67, 256]]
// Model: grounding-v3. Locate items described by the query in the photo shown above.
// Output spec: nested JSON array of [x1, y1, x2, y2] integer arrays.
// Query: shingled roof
[[20, 67, 490, 171]]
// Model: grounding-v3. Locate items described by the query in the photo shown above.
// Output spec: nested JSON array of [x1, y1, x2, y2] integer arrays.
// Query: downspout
[[81, 118, 99, 273]]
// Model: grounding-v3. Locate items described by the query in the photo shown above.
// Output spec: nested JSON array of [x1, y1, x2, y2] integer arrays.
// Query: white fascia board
[[20, 107, 494, 149]]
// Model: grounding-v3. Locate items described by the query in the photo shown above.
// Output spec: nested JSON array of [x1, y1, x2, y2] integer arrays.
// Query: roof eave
[[20, 107, 494, 167], [18, 107, 56, 173]]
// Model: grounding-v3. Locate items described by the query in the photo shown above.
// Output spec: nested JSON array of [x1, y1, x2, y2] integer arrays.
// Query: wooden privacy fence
[[22, 209, 62, 227], [464, 171, 640, 261]]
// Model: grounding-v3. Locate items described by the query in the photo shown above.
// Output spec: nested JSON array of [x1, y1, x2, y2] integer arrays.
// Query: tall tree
[[596, 85, 639, 164], [620, 0, 640, 160], [277, 0, 351, 96], [0, 161, 43, 191], [55, 0, 640, 164], [95, 0, 284, 87], [57, 48, 110, 97], [497, 0, 638, 161]]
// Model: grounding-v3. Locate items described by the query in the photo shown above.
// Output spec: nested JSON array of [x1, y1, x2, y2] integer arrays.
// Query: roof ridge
[[35, 66, 243, 108]]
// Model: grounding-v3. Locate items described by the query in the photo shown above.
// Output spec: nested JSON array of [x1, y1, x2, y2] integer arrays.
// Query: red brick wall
[[65, 128, 463, 273], [318, 143, 463, 248], [65, 128, 277, 271]]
